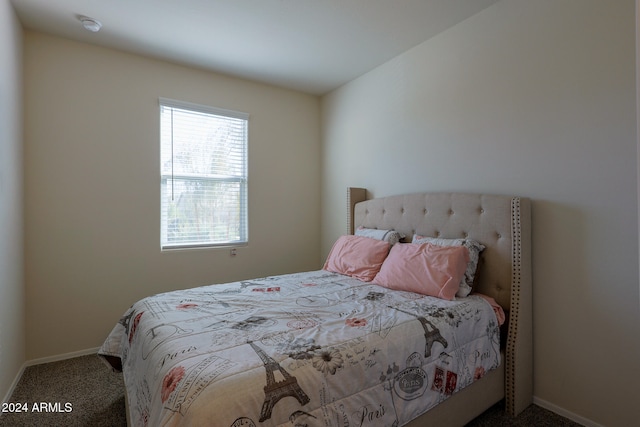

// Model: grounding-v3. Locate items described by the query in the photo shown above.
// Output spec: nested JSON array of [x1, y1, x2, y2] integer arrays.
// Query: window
[[160, 98, 248, 249]]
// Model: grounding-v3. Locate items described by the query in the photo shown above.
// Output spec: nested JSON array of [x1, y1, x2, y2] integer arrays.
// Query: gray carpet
[[0, 354, 582, 426]]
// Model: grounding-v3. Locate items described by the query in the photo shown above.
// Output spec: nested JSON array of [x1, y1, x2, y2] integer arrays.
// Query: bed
[[99, 188, 532, 426]]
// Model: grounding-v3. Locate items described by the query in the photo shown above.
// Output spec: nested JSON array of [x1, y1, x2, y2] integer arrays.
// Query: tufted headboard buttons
[[353, 192, 523, 310]]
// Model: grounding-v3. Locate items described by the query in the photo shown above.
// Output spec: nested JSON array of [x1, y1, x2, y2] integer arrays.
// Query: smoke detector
[[79, 16, 102, 32]]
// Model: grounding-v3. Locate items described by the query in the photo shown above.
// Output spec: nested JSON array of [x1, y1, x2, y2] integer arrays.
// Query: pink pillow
[[323, 235, 390, 281], [373, 243, 469, 300]]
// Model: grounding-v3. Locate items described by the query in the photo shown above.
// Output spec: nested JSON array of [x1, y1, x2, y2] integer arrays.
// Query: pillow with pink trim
[[323, 235, 390, 282], [373, 242, 469, 300]]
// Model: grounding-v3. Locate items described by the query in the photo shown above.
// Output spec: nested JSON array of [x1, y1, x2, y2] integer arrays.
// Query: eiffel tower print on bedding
[[99, 269, 502, 427]]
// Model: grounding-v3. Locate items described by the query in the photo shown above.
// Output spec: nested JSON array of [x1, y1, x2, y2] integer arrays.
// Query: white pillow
[[356, 226, 405, 246], [411, 235, 485, 298]]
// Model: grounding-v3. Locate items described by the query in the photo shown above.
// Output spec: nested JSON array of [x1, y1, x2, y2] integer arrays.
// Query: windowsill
[[161, 242, 248, 252]]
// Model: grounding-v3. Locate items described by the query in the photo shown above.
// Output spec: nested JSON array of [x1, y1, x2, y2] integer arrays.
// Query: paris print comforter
[[98, 270, 501, 427]]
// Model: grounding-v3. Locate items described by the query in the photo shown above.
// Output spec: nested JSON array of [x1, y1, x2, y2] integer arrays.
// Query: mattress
[[98, 270, 501, 426]]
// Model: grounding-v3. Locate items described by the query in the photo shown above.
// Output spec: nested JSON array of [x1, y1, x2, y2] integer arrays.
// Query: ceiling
[[11, 0, 500, 95]]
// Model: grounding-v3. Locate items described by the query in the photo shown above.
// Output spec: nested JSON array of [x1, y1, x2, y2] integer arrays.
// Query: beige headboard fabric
[[348, 188, 532, 416]]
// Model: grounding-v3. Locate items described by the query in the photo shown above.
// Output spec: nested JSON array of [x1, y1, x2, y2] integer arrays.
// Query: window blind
[[160, 98, 248, 249]]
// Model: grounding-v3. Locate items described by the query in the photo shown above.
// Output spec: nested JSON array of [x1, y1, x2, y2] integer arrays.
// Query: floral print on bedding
[[98, 270, 500, 427]]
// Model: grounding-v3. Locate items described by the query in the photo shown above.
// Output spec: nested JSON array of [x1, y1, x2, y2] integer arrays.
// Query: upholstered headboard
[[347, 188, 532, 416]]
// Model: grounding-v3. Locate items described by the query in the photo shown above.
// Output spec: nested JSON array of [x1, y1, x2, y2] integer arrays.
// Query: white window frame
[[160, 98, 249, 250]]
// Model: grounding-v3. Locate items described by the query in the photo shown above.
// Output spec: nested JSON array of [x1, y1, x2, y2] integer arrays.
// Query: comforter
[[98, 270, 501, 427]]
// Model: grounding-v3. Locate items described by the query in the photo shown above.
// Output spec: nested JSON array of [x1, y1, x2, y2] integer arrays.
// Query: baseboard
[[2, 347, 100, 404], [23, 347, 100, 368], [1, 364, 26, 405], [533, 396, 603, 427]]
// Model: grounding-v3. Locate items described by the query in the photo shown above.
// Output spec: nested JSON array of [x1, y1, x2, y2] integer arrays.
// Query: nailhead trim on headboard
[[505, 197, 522, 416]]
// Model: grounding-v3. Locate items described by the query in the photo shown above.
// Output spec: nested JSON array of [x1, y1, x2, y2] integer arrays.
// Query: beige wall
[[0, 0, 24, 402], [321, 0, 639, 425], [23, 32, 321, 360]]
